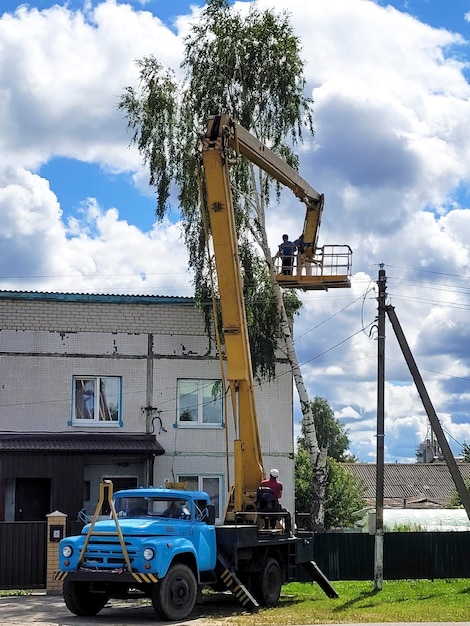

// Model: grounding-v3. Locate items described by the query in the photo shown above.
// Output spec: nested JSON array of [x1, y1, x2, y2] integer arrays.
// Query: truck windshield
[[114, 496, 191, 519]]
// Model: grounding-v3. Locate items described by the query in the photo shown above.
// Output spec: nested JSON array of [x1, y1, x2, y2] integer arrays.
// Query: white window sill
[[71, 421, 120, 427]]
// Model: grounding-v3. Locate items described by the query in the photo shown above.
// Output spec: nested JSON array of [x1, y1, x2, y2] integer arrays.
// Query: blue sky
[[378, 0, 469, 29], [2, 0, 470, 464]]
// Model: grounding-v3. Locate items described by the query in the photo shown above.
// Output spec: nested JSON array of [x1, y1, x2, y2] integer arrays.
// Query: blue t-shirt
[[279, 240, 295, 256]]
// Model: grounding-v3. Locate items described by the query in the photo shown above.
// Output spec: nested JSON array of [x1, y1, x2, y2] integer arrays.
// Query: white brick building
[[0, 291, 294, 522]]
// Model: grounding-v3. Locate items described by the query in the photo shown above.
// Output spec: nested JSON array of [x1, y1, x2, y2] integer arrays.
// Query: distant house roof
[[342, 462, 470, 508], [0, 433, 164, 455]]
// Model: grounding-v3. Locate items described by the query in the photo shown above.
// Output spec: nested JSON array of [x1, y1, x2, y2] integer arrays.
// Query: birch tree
[[119, 0, 328, 529]]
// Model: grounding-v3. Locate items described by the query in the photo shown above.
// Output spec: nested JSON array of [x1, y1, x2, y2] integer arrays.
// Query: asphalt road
[[1, 594, 470, 626], [0, 593, 206, 625]]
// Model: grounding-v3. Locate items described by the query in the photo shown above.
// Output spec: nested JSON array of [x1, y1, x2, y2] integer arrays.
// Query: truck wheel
[[62, 580, 109, 616], [152, 563, 197, 621], [252, 557, 282, 607]]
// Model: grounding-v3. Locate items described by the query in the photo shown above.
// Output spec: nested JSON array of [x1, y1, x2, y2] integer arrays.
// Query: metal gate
[[0, 522, 46, 589]]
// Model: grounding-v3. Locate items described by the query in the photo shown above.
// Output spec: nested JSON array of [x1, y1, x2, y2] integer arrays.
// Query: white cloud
[[0, 165, 190, 295], [0, 167, 66, 282], [0, 1, 183, 170]]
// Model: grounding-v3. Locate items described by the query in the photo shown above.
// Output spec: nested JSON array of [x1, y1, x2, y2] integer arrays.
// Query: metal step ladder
[[216, 551, 259, 612]]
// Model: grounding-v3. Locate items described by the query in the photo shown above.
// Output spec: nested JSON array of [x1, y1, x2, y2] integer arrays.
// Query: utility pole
[[374, 265, 386, 591]]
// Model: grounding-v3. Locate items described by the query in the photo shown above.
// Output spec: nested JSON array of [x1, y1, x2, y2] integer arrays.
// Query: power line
[[384, 263, 470, 280], [386, 291, 470, 311], [387, 275, 470, 293], [386, 357, 470, 383], [0, 271, 190, 280], [294, 294, 365, 341]]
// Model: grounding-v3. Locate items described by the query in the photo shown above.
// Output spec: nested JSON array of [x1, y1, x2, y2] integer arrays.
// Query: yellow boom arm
[[200, 115, 349, 522], [201, 116, 264, 520]]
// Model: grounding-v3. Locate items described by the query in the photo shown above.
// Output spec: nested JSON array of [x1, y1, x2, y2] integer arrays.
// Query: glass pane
[[75, 379, 95, 419], [202, 477, 220, 519], [99, 377, 120, 421], [201, 381, 222, 424], [114, 496, 149, 517], [178, 381, 198, 421]]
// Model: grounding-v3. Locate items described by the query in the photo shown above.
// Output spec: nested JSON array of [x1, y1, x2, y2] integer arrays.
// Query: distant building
[[367, 508, 470, 532], [416, 436, 444, 463], [342, 462, 470, 509]]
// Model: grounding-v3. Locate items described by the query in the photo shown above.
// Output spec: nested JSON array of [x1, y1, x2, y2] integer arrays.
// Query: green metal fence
[[306, 531, 470, 580]]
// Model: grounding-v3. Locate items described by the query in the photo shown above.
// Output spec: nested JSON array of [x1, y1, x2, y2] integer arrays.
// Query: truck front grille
[[81, 539, 138, 569]]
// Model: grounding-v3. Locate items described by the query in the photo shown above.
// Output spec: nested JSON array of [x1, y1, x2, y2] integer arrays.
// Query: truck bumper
[[54, 570, 158, 584]]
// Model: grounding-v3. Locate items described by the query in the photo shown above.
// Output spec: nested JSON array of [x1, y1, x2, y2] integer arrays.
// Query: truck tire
[[62, 579, 109, 616], [251, 557, 282, 607], [152, 563, 197, 621]]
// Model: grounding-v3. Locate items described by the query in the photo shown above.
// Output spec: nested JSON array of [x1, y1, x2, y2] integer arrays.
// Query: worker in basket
[[257, 469, 283, 529]]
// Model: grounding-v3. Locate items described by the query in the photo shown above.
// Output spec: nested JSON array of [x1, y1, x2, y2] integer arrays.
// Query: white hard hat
[[270, 468, 279, 478]]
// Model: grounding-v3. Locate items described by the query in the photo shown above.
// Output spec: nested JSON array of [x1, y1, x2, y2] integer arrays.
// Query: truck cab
[[57, 485, 217, 621]]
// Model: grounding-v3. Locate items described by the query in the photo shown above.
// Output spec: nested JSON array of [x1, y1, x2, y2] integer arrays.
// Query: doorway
[[15, 478, 51, 521]]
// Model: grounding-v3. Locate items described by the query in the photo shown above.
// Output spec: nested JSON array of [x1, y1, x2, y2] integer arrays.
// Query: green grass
[[200, 579, 470, 624], [0, 589, 31, 597], [2, 580, 470, 624]]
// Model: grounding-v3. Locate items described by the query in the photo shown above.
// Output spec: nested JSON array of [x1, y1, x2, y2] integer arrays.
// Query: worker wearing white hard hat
[[260, 469, 283, 501], [259, 469, 283, 529]]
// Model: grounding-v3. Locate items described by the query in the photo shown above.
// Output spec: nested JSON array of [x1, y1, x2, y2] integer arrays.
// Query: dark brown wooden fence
[[0, 522, 46, 589]]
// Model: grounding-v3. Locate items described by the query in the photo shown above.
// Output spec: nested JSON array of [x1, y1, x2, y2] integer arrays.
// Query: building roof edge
[[0, 290, 194, 305]]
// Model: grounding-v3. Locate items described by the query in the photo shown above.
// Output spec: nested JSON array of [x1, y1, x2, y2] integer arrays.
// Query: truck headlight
[[62, 545, 73, 558], [143, 547, 154, 561]]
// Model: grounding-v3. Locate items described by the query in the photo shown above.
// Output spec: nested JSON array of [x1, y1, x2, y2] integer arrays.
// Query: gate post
[[46, 510, 67, 594]]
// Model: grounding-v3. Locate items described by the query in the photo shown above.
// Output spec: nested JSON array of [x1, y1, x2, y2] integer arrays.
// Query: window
[[177, 379, 223, 426], [73, 376, 121, 425], [113, 495, 191, 520], [178, 474, 223, 521]]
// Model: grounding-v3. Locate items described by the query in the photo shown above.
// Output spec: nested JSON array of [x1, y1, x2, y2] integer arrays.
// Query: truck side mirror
[[205, 505, 216, 525]]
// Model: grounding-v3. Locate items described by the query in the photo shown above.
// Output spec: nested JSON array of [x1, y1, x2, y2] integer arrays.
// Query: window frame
[[176, 473, 224, 522], [71, 375, 122, 427], [176, 378, 223, 428]]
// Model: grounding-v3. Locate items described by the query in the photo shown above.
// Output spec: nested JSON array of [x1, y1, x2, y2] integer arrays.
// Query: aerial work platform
[[275, 244, 352, 291]]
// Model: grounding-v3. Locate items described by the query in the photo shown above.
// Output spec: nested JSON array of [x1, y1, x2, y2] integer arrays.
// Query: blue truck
[[56, 482, 336, 621], [57, 484, 219, 621]]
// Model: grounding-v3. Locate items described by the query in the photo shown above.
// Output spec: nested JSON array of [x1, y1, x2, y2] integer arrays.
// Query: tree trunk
[[310, 447, 328, 532]]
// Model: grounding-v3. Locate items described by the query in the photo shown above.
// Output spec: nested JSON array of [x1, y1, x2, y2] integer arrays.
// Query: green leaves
[[301, 396, 351, 462], [295, 397, 365, 529], [118, 1, 311, 382], [461, 442, 470, 462], [118, 57, 178, 218], [182, 1, 313, 145]]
